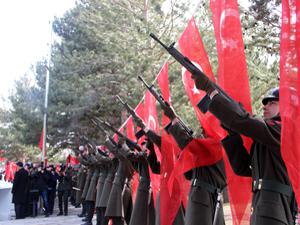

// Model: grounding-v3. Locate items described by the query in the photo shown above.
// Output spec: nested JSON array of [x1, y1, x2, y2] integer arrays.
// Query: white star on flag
[[192, 84, 200, 95]]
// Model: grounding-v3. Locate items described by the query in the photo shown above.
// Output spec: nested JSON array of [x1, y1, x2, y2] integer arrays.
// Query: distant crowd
[[11, 161, 79, 219]]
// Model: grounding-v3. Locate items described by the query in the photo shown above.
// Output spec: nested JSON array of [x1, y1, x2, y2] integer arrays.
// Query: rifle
[[116, 95, 140, 121], [138, 75, 193, 137], [150, 33, 233, 113], [93, 117, 143, 152]]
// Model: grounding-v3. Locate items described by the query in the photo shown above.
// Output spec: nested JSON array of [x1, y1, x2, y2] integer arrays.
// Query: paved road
[[0, 203, 246, 225]]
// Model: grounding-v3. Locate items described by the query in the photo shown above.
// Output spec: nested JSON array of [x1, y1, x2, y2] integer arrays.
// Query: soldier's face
[[263, 100, 279, 119]]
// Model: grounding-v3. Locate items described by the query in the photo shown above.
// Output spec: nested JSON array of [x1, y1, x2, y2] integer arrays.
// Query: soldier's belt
[[72, 187, 81, 191], [252, 179, 293, 197], [192, 178, 222, 194]]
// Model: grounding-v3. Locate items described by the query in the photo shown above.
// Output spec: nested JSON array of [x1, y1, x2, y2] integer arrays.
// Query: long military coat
[[209, 93, 297, 225]]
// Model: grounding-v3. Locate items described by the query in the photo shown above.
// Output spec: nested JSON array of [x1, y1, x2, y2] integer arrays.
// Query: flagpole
[[42, 22, 52, 167]]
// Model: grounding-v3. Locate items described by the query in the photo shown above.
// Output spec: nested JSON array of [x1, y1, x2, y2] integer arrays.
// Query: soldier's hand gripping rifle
[[150, 33, 233, 113], [138, 75, 193, 137], [92, 117, 143, 152]]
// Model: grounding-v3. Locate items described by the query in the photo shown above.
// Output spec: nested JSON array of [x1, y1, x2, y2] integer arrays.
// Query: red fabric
[[156, 63, 171, 127], [144, 91, 161, 161], [160, 131, 182, 225], [5, 161, 17, 182], [179, 18, 225, 140], [168, 138, 223, 192], [66, 154, 80, 166], [144, 91, 161, 207], [39, 128, 44, 151], [126, 117, 135, 140], [210, 0, 253, 223], [157, 63, 190, 211], [135, 102, 146, 146], [280, 0, 300, 207]]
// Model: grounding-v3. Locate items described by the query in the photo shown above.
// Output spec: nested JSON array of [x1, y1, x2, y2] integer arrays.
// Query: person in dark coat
[[36, 165, 50, 217], [12, 162, 29, 219], [135, 115, 226, 225], [46, 165, 57, 215], [28, 165, 40, 217], [57, 164, 72, 216], [128, 140, 155, 225], [94, 150, 112, 225], [104, 138, 135, 225], [132, 118, 185, 225], [192, 71, 298, 225]]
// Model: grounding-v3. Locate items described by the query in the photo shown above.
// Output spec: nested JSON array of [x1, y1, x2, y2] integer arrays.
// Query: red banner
[[280, 0, 300, 207], [160, 131, 182, 225], [39, 128, 44, 151], [66, 154, 80, 166], [5, 161, 17, 182], [209, 0, 253, 223], [179, 18, 225, 140]]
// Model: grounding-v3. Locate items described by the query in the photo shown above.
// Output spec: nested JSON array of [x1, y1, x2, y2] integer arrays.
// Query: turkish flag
[[210, 0, 253, 223], [179, 18, 225, 140], [156, 63, 190, 208], [39, 128, 44, 151], [156, 63, 171, 127], [144, 90, 161, 161], [126, 117, 135, 140], [160, 130, 182, 225], [279, 0, 300, 207]]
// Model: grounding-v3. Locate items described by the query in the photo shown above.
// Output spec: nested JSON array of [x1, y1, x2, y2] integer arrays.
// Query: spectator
[[12, 162, 29, 219]]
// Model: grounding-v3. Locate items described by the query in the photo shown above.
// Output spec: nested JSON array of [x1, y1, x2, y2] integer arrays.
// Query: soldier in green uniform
[[191, 71, 298, 225]]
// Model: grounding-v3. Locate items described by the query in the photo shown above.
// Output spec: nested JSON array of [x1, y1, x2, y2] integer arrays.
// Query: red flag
[[66, 154, 80, 166], [209, 0, 253, 223], [160, 131, 182, 225], [280, 0, 300, 206], [144, 91, 161, 161], [39, 128, 44, 151], [5, 161, 17, 182], [156, 63, 171, 127], [126, 117, 135, 140], [156, 62, 190, 208], [179, 18, 225, 140]]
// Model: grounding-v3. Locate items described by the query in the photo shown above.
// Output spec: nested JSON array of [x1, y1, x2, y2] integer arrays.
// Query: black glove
[[133, 116, 146, 129], [191, 73, 215, 94]]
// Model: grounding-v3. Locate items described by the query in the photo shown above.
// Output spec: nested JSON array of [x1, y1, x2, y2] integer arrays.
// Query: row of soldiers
[[72, 88, 298, 225], [72, 36, 298, 225]]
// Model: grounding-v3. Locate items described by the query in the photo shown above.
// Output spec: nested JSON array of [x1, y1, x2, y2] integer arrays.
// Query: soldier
[[94, 147, 112, 225], [134, 113, 226, 225], [133, 119, 185, 225], [129, 139, 156, 225], [104, 137, 135, 225], [192, 71, 298, 225], [83, 145, 101, 225], [80, 146, 94, 223], [97, 144, 117, 225]]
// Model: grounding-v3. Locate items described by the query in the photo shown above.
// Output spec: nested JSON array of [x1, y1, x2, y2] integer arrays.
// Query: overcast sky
[[0, 0, 75, 108]]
